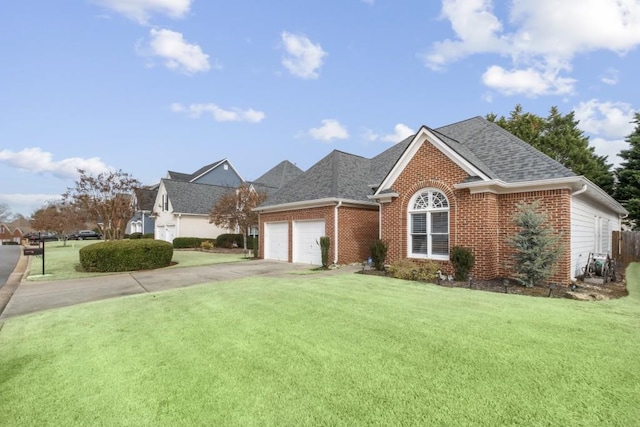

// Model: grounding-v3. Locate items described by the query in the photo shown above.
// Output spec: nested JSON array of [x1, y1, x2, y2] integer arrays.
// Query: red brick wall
[[258, 204, 378, 264], [337, 206, 379, 263], [380, 139, 573, 283], [497, 190, 572, 284]]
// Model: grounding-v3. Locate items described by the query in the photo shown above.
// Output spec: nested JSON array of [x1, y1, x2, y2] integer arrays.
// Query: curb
[[0, 246, 29, 318]]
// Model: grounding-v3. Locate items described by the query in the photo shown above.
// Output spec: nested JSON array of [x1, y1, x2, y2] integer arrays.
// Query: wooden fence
[[612, 231, 640, 264]]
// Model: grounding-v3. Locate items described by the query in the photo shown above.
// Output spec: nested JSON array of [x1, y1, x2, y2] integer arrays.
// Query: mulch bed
[[358, 268, 628, 301]]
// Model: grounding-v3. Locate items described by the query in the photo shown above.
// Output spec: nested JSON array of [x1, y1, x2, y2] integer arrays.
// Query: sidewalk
[[0, 253, 361, 320]]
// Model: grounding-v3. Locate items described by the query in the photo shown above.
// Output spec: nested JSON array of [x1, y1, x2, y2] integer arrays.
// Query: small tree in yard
[[209, 184, 267, 253], [64, 169, 140, 240], [31, 201, 87, 246], [508, 201, 563, 288], [318, 236, 330, 268], [370, 239, 388, 271]]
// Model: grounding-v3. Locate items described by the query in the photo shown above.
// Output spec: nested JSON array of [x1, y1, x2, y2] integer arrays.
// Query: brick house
[[256, 116, 627, 284], [0, 223, 23, 244]]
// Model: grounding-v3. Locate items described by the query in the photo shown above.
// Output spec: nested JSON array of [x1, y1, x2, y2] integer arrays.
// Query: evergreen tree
[[508, 201, 563, 288], [487, 105, 614, 193], [614, 113, 640, 229]]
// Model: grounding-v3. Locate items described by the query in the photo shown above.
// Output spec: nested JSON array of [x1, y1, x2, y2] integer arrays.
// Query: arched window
[[408, 189, 449, 259]]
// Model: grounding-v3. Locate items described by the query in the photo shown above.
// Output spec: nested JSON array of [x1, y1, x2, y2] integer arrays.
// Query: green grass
[[26, 241, 248, 281], [2, 265, 639, 426]]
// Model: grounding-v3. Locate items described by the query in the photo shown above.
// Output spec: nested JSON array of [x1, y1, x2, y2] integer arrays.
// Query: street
[[0, 244, 20, 289]]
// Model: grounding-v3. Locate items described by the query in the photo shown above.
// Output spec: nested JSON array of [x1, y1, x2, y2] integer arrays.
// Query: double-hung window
[[408, 189, 449, 259]]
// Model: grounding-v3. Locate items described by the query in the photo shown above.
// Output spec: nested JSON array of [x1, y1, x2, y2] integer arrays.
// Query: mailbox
[[24, 248, 44, 256]]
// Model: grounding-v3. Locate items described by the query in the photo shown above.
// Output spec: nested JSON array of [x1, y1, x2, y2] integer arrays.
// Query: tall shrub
[[450, 246, 475, 281], [369, 239, 388, 271], [508, 201, 563, 287], [319, 236, 330, 268]]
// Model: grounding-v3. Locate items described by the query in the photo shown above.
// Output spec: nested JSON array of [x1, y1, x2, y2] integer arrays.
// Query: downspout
[[176, 213, 181, 239], [334, 200, 343, 264], [376, 201, 382, 240], [571, 183, 588, 197]]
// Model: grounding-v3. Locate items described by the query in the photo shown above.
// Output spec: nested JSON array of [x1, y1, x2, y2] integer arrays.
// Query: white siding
[[571, 195, 621, 280]]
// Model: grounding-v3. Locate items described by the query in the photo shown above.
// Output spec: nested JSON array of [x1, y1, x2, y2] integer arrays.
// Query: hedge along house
[[256, 116, 627, 284]]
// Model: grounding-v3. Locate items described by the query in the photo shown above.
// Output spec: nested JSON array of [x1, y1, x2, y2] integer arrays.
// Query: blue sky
[[1, 0, 639, 217]]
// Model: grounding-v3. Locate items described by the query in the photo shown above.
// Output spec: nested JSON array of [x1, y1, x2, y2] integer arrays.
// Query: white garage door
[[264, 222, 289, 261], [293, 220, 326, 265]]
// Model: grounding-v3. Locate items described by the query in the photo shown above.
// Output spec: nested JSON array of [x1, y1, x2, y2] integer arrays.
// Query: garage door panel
[[265, 222, 288, 261], [293, 220, 325, 265]]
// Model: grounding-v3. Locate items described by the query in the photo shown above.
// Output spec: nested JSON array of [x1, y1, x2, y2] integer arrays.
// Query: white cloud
[[308, 119, 349, 141], [171, 103, 265, 123], [381, 123, 415, 143], [144, 28, 210, 74], [0, 193, 62, 217], [94, 0, 191, 25], [573, 99, 636, 167], [574, 99, 636, 139], [0, 148, 112, 180], [424, 0, 640, 96], [281, 32, 327, 79], [365, 123, 415, 143], [481, 66, 575, 96], [601, 68, 619, 85]]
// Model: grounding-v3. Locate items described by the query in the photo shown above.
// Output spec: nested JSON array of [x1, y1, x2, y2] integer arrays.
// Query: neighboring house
[[152, 158, 302, 243], [152, 159, 244, 242], [256, 116, 627, 284], [0, 223, 23, 244], [127, 184, 158, 235]]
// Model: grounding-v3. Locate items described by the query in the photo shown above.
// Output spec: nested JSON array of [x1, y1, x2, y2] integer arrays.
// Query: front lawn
[[1, 265, 639, 425], [26, 240, 249, 281]]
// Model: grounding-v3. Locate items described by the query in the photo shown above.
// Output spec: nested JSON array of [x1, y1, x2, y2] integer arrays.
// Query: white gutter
[[334, 201, 342, 264], [176, 213, 181, 237], [254, 197, 377, 214]]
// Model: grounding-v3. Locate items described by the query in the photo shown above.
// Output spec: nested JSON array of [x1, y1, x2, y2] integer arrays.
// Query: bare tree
[[0, 203, 13, 223], [64, 169, 140, 240], [209, 184, 267, 251], [30, 201, 87, 246]]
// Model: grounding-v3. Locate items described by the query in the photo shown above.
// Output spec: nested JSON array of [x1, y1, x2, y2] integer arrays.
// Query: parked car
[[27, 232, 59, 245], [67, 230, 103, 240]]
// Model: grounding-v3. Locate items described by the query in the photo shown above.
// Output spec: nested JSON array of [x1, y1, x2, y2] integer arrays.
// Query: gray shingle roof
[[434, 117, 575, 182], [252, 160, 304, 191], [162, 179, 233, 215], [134, 186, 159, 211], [262, 151, 375, 206], [260, 116, 578, 208]]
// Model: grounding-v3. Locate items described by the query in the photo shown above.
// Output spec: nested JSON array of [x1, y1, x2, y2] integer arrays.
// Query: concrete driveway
[[0, 256, 360, 320]]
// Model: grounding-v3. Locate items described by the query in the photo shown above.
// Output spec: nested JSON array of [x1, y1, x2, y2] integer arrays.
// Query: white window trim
[[407, 188, 450, 261]]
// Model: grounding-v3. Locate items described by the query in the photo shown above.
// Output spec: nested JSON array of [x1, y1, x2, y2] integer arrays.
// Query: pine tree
[[508, 201, 564, 287], [614, 113, 640, 229]]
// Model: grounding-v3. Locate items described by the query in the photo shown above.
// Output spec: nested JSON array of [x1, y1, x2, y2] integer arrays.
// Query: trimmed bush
[[79, 240, 173, 272], [369, 239, 388, 271], [2, 241, 19, 245], [451, 246, 475, 281], [142, 233, 154, 239], [173, 237, 204, 249], [129, 232, 143, 240], [200, 240, 214, 250], [216, 234, 244, 249], [387, 259, 440, 282]]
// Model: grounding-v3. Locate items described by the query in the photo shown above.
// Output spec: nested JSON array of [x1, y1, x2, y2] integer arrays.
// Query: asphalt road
[[0, 244, 20, 289]]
